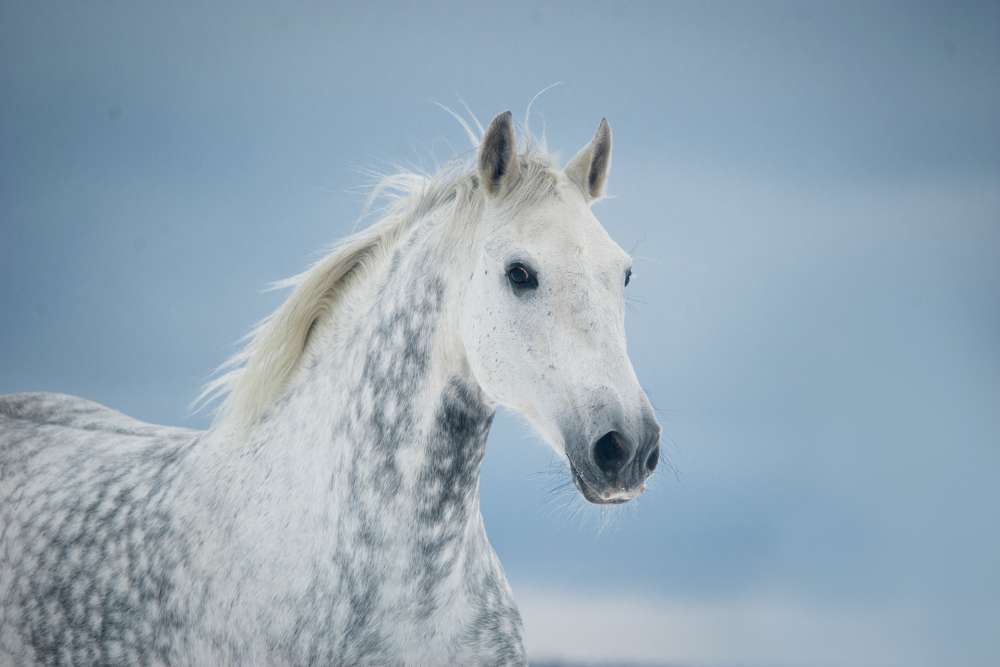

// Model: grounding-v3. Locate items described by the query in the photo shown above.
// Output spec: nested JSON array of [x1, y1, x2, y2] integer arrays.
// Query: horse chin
[[570, 464, 632, 505]]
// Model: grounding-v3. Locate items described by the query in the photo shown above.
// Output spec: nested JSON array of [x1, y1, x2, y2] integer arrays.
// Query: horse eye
[[625, 268, 632, 287], [506, 263, 538, 290]]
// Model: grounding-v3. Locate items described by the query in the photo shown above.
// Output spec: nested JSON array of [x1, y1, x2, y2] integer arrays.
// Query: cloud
[[519, 590, 930, 667]]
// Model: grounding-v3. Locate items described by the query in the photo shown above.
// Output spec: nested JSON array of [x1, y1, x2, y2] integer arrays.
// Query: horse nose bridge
[[578, 374, 626, 414], [565, 328, 634, 380], [562, 285, 622, 350], [601, 354, 649, 419], [567, 346, 643, 405]]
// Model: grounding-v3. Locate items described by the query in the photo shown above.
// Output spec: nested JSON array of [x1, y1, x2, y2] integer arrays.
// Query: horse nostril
[[592, 431, 631, 475], [645, 445, 660, 473]]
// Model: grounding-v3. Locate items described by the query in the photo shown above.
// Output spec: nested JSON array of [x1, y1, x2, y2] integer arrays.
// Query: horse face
[[461, 113, 660, 504]]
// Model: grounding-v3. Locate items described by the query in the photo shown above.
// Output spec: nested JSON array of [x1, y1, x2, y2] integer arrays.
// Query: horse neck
[[206, 215, 497, 580]]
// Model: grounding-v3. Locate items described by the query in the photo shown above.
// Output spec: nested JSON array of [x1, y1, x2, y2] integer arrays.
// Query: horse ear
[[479, 111, 520, 197], [564, 118, 612, 201]]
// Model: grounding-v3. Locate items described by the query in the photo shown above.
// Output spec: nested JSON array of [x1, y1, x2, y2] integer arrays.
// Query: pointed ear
[[564, 118, 612, 201], [478, 111, 520, 197]]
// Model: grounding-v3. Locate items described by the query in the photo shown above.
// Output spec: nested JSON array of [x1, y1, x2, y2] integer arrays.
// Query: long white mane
[[197, 120, 560, 434]]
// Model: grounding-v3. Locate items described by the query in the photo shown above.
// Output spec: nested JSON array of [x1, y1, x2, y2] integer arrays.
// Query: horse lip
[[570, 463, 630, 505]]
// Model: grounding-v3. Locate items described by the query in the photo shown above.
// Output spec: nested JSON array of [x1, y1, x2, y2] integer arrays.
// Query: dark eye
[[625, 268, 632, 287], [506, 262, 538, 290]]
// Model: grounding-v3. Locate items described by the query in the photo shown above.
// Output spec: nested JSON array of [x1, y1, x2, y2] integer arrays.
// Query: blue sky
[[2, 2, 998, 665]]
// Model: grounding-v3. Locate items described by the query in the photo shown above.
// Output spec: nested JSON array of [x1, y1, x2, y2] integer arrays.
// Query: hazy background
[[2, 2, 998, 665]]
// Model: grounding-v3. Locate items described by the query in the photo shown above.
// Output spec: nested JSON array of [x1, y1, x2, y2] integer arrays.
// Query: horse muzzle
[[568, 427, 660, 505]]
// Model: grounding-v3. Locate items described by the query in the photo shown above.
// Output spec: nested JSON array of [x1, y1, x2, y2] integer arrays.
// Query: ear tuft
[[565, 118, 613, 201], [479, 111, 520, 197]]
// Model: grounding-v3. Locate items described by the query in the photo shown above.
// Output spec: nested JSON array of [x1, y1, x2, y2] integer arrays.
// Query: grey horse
[[1, 111, 660, 665]]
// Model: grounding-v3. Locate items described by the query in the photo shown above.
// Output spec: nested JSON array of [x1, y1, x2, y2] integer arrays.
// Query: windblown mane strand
[[197, 138, 560, 435]]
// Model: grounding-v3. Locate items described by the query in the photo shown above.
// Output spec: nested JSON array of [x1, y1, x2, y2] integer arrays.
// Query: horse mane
[[197, 124, 560, 434]]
